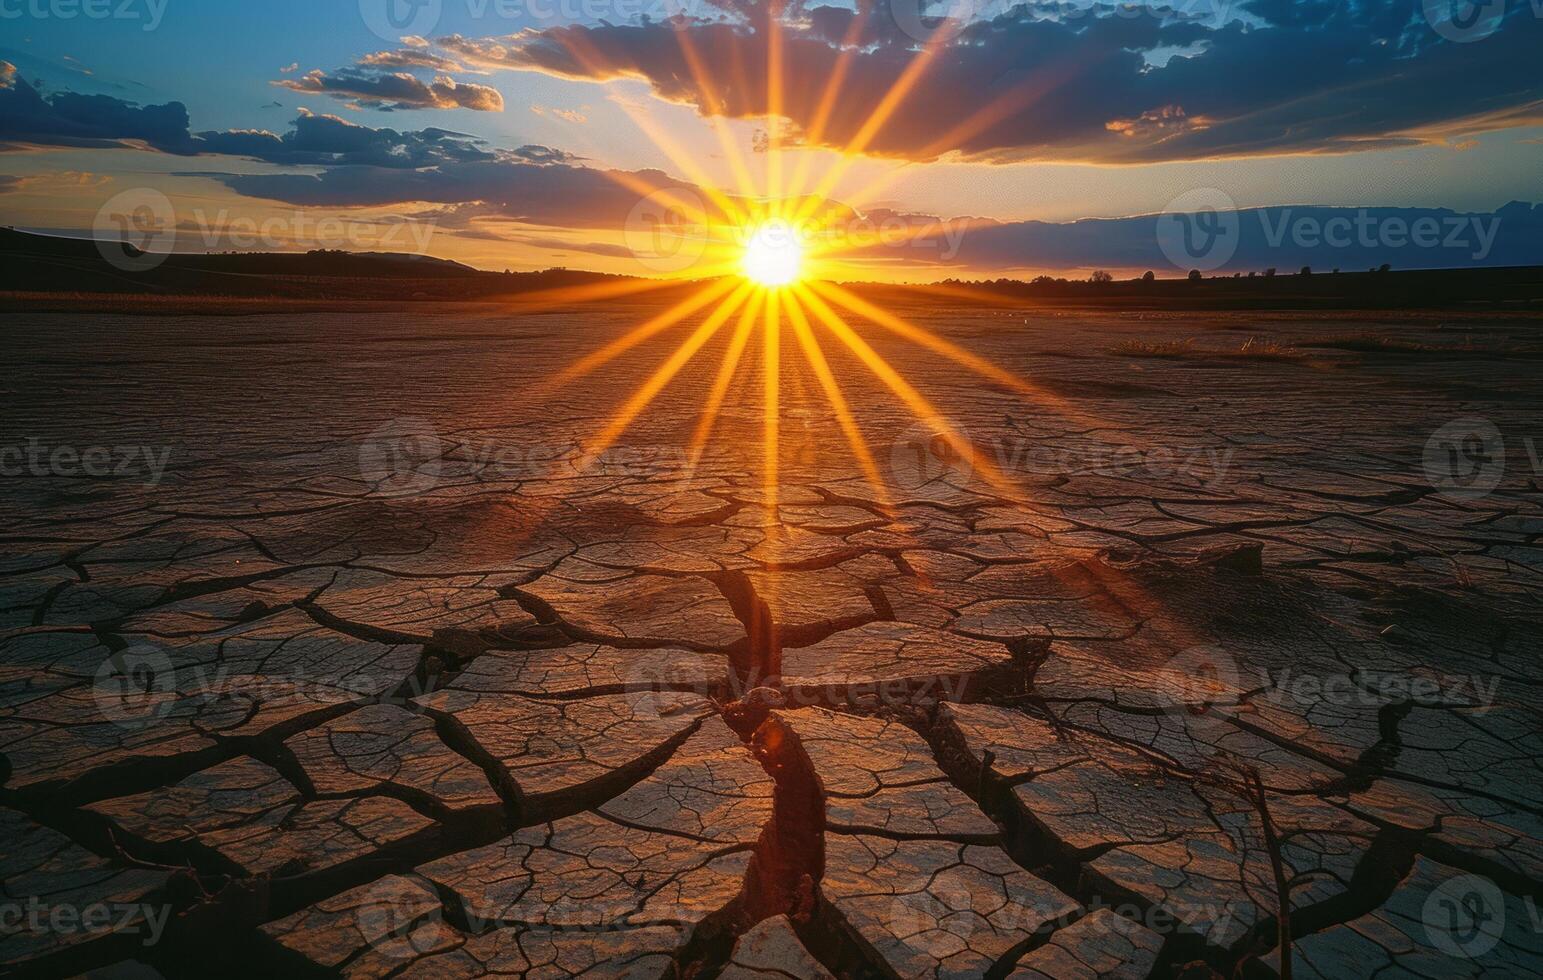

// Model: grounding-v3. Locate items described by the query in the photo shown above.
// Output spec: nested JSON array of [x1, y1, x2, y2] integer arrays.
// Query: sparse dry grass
[[1225, 336, 1305, 361], [1109, 336, 1305, 361], [1109, 337, 1197, 358], [1305, 332, 1440, 353]]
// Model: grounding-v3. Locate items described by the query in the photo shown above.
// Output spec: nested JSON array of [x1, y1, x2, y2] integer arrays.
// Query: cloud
[[530, 104, 588, 124], [0, 174, 27, 192], [274, 69, 503, 112], [216, 159, 693, 229], [0, 68, 201, 153], [194, 109, 499, 168], [358, 48, 467, 72], [431, 2, 1543, 164]]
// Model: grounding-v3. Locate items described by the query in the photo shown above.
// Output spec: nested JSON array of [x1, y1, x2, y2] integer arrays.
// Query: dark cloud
[[0, 66, 200, 154], [435, 2, 1543, 163], [215, 160, 691, 228], [194, 109, 499, 168], [0, 174, 26, 192], [273, 69, 503, 112]]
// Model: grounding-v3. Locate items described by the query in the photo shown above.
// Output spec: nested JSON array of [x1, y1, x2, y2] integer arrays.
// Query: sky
[[0, 0, 1540, 280]]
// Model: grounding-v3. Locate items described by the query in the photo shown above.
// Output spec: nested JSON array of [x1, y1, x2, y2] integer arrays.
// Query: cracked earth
[[2, 307, 1540, 978]]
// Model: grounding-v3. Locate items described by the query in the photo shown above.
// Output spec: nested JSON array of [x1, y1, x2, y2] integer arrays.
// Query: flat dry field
[[3, 305, 1540, 978]]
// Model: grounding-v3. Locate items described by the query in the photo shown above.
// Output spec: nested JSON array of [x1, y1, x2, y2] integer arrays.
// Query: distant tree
[[1299, 266, 1312, 276], [1142, 270, 1156, 282], [1247, 271, 1256, 277], [1188, 269, 1203, 281], [1089, 270, 1113, 284], [1264, 267, 1277, 277], [1379, 263, 1392, 273]]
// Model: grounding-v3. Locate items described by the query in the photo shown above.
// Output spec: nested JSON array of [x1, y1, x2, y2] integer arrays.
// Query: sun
[[740, 221, 804, 287]]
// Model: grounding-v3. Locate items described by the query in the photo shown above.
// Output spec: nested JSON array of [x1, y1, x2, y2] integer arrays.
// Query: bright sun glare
[[740, 222, 803, 287]]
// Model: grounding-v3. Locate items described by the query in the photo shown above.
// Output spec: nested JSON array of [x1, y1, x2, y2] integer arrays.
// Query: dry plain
[[2, 304, 1540, 979]]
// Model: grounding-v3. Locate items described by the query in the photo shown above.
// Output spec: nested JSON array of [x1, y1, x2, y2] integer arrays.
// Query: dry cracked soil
[[1, 304, 1540, 979]]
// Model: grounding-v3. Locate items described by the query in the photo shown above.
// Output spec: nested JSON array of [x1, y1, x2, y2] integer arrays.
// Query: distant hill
[[853, 266, 1543, 312], [3, 227, 1541, 312], [0, 228, 628, 302]]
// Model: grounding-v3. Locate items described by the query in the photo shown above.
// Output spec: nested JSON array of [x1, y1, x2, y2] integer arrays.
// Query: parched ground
[[1, 303, 1540, 979]]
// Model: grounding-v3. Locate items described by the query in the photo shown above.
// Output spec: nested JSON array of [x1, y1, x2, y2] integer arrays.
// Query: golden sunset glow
[[519, 6, 1111, 515], [740, 222, 804, 287]]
